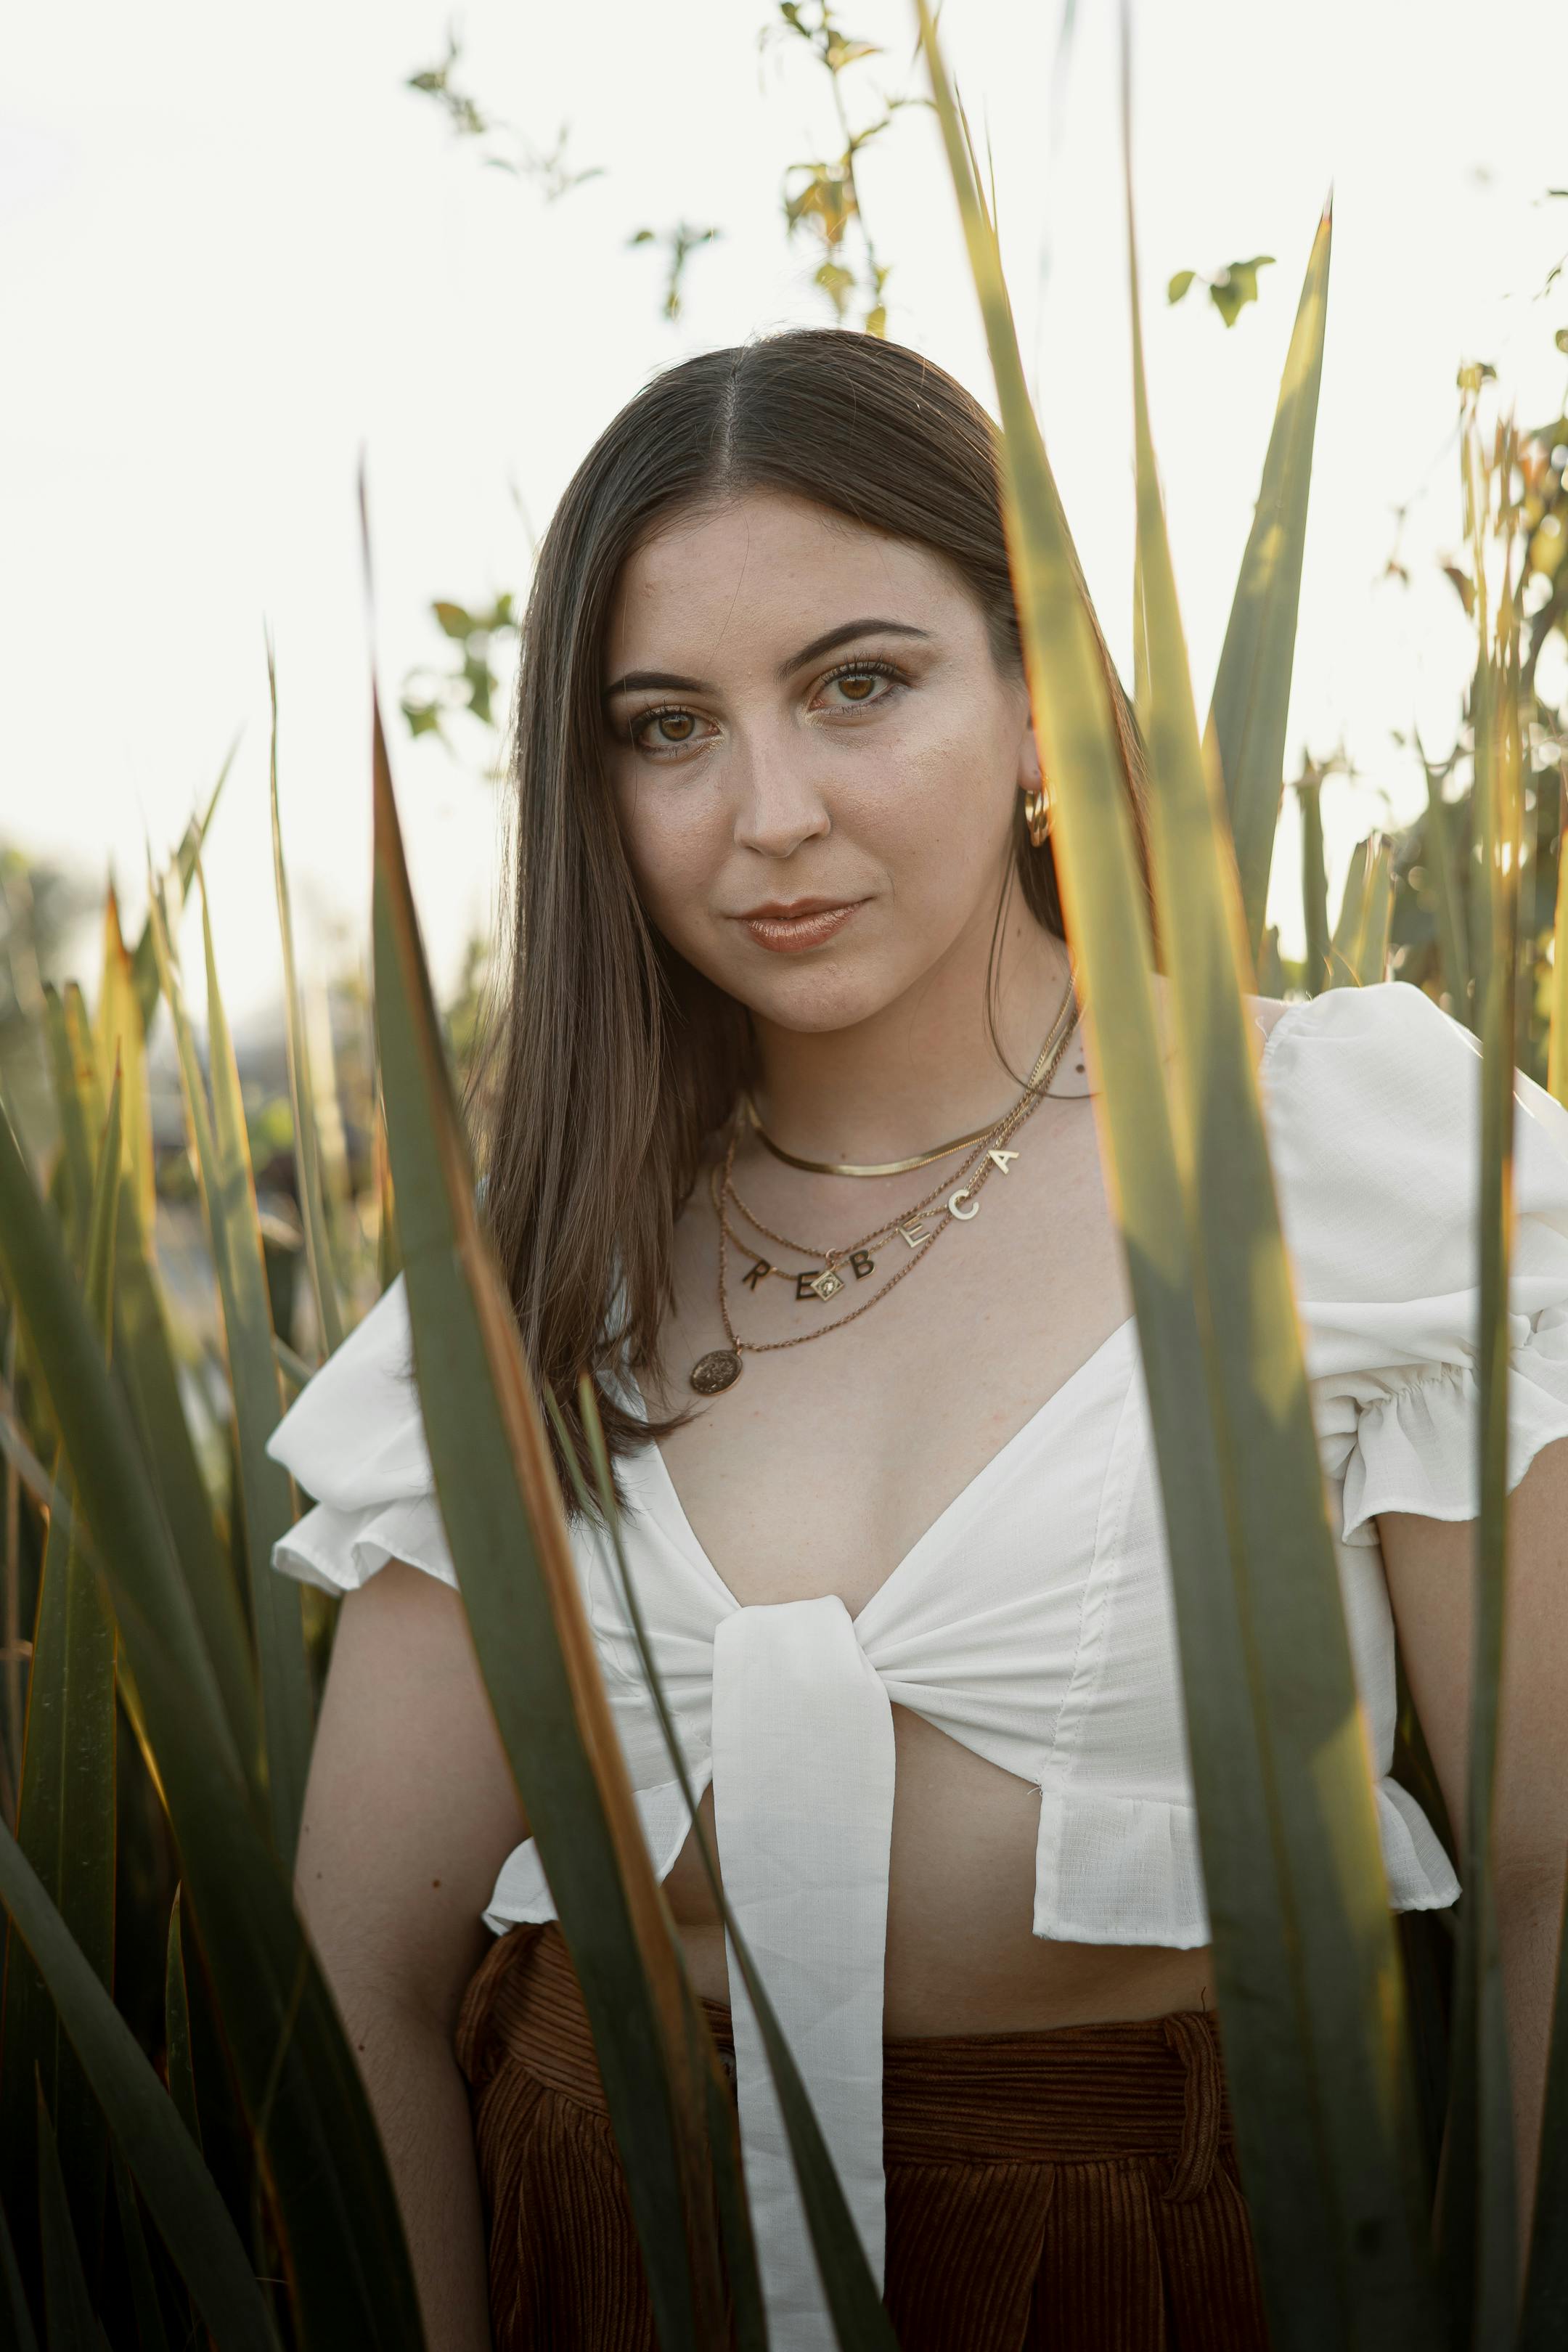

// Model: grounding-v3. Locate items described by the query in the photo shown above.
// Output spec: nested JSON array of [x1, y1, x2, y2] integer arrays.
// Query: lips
[[735, 899, 864, 955]]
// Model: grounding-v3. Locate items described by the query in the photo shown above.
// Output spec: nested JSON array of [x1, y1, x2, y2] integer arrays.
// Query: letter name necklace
[[688, 982, 1082, 1395]]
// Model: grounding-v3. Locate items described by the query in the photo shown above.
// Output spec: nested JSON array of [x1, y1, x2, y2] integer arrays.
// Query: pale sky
[[6, 0, 1567, 1023]]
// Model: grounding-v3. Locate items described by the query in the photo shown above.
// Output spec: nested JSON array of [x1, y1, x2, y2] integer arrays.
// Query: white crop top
[[269, 979, 1568, 2350]]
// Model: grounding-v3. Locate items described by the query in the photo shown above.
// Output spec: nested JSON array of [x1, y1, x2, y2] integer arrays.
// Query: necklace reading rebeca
[[689, 981, 1082, 1395]]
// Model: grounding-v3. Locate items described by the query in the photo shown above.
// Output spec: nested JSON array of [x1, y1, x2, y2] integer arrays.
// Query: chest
[[650, 1095, 1133, 1617]]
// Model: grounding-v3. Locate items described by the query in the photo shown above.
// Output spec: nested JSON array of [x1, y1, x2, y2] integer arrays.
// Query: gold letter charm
[[987, 1148, 1019, 1175], [898, 1220, 930, 1249], [947, 1188, 979, 1221], [742, 1258, 772, 1291]]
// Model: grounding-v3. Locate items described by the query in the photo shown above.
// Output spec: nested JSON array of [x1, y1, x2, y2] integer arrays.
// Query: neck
[[749, 900, 1075, 1166]]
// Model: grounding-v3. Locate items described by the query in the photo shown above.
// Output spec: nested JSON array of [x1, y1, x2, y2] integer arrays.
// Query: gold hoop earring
[[1023, 780, 1052, 850]]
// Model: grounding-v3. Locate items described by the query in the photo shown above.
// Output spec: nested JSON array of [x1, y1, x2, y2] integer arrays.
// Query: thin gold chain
[[711, 989, 1082, 1360], [724, 977, 1079, 1266], [743, 1093, 1003, 1179]]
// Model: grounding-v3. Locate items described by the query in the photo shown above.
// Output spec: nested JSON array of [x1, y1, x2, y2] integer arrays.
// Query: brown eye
[[815, 658, 905, 713], [628, 704, 710, 754]]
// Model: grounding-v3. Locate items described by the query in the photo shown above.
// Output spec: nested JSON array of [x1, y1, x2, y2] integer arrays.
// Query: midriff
[[666, 1703, 1214, 2036]]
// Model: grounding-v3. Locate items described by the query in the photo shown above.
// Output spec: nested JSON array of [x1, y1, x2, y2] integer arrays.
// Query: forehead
[[603, 491, 968, 670]]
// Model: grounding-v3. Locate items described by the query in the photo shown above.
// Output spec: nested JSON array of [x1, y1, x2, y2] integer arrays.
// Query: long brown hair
[[481, 326, 1151, 1500]]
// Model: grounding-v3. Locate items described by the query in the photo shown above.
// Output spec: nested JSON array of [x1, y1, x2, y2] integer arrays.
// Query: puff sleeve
[[266, 1274, 456, 1593], [1260, 979, 1568, 1548]]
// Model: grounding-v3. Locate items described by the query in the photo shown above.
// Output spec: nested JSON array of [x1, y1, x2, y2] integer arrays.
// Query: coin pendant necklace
[[689, 982, 1082, 1395]]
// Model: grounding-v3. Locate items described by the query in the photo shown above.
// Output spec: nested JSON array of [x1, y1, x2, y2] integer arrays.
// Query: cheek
[[614, 778, 724, 937], [870, 719, 1015, 895]]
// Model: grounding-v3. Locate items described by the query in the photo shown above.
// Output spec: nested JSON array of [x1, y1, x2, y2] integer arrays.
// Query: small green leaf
[[1167, 268, 1196, 304], [35, 2084, 99, 2351]]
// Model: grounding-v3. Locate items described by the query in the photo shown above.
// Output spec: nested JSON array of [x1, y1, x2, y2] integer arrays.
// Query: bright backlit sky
[[6, 0, 1567, 1021]]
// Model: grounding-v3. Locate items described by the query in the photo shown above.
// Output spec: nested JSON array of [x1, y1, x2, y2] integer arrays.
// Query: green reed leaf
[[1206, 204, 1332, 958], [36, 2084, 99, 2352], [0, 1074, 121, 2269], [0, 2183, 39, 2352], [109, 2148, 174, 2352], [0, 1094, 424, 2349], [1, 1824, 275, 2352], [163, 1890, 200, 2157], [268, 641, 345, 1360], [1438, 599, 1522, 2347], [915, 3, 1436, 2338], [129, 745, 237, 1034], [147, 875, 311, 1867], [1296, 770, 1331, 995], [369, 664, 730, 2351], [1124, 65, 1435, 2340]]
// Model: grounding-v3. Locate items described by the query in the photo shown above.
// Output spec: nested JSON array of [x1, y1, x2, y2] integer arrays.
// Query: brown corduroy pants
[[455, 1922, 1270, 2351]]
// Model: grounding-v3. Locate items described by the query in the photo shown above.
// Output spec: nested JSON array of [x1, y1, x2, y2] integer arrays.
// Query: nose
[[730, 731, 833, 862]]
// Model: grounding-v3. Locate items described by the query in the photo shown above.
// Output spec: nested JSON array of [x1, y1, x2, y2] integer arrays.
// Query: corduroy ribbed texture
[[455, 1922, 1270, 2351]]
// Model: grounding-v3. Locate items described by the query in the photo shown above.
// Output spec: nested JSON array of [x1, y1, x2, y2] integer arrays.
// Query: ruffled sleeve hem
[[272, 1495, 456, 1596], [1032, 1777, 1456, 1949], [266, 1274, 457, 1596], [1335, 1319, 1568, 1547], [1256, 982, 1568, 1551]]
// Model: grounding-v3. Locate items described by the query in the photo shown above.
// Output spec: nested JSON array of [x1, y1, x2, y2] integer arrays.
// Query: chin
[[719, 959, 908, 1037]]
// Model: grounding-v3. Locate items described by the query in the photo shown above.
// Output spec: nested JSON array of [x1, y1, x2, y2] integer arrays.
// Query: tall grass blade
[[0, 1822, 275, 2352], [41, 990, 94, 1262], [1527, 802, 1568, 2328], [267, 642, 345, 1359], [0, 1098, 425, 2349], [109, 2149, 174, 2352], [1206, 203, 1333, 956], [369, 674, 732, 2351], [163, 1890, 200, 2155], [1, 1076, 121, 2261], [1421, 743, 1473, 1026], [1437, 584, 1522, 2345], [1297, 770, 1331, 993], [108, 1180, 260, 1791], [35, 2083, 100, 2351], [1124, 83, 1433, 2335], [1522, 1874, 1568, 2339], [96, 894, 156, 1243], [148, 876, 311, 1866], [915, 4, 1435, 2337], [1329, 833, 1374, 985], [0, 2187, 39, 2352], [568, 1380, 898, 2352], [129, 744, 237, 1033]]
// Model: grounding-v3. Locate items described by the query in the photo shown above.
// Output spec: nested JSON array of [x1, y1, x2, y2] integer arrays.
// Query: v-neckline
[[642, 1312, 1140, 1628], [633, 992, 1309, 1629]]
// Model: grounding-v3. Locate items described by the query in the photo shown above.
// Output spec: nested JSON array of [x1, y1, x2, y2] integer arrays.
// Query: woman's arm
[[1379, 1431, 1568, 2253], [295, 1559, 529, 2352]]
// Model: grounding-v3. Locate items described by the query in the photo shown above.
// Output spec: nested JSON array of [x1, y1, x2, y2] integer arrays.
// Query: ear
[[1016, 722, 1043, 796]]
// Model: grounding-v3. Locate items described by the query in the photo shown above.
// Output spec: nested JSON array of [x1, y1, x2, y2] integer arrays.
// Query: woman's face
[[602, 490, 1042, 1035]]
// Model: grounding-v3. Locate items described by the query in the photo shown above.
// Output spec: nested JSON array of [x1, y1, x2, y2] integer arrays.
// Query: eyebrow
[[602, 617, 933, 701]]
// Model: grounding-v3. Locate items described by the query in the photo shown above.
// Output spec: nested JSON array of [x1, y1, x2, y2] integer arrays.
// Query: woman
[[269, 329, 1568, 2352]]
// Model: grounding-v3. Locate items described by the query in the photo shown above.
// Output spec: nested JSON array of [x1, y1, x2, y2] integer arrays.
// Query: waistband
[[457, 1920, 1234, 2198]]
